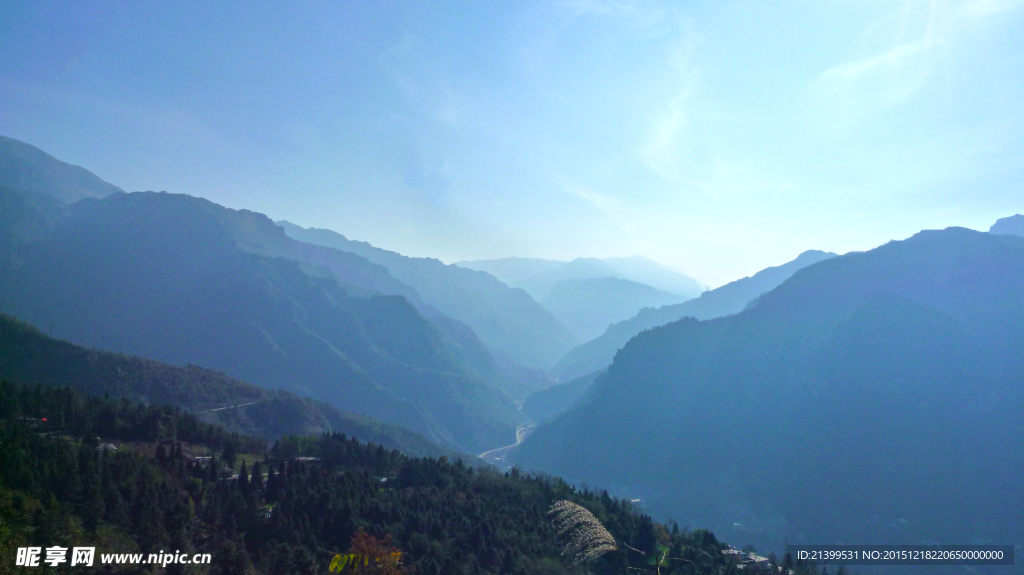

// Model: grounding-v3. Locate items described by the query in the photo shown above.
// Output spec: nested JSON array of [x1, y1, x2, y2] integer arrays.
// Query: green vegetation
[[0, 383, 782, 574], [0, 313, 455, 459]]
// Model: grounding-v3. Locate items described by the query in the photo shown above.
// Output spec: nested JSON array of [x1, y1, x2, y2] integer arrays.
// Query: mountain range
[[457, 255, 704, 344], [550, 249, 836, 381], [0, 184, 521, 454], [542, 277, 688, 342], [515, 227, 1024, 552], [5, 133, 1024, 565], [276, 221, 576, 377], [458, 255, 704, 300]]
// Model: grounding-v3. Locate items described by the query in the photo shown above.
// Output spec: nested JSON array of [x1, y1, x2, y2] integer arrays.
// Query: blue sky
[[2, 0, 1022, 287]]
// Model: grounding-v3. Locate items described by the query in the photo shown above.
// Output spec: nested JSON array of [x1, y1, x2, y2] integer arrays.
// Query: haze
[[2, 0, 1022, 287]]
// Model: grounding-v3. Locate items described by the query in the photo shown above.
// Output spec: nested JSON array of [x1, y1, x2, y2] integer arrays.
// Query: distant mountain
[[453, 256, 566, 286], [0, 189, 520, 453], [990, 214, 1024, 237], [0, 135, 123, 203], [542, 277, 688, 342], [0, 313, 453, 458], [551, 250, 836, 381], [512, 258, 624, 301], [516, 228, 1024, 552], [602, 256, 704, 298], [521, 369, 603, 423], [277, 221, 578, 373], [458, 256, 704, 301]]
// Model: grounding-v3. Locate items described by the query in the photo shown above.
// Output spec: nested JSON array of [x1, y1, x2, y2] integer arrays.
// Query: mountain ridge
[[0, 189, 520, 453], [277, 220, 577, 374], [516, 227, 1024, 552], [551, 249, 836, 381], [0, 135, 123, 203]]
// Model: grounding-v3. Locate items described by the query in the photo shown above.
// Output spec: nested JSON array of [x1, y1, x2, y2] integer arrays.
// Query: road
[[478, 421, 535, 468], [198, 401, 261, 413]]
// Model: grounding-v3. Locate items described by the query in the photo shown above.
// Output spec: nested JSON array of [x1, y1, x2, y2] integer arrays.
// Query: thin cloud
[[561, 180, 622, 215], [639, 24, 701, 186]]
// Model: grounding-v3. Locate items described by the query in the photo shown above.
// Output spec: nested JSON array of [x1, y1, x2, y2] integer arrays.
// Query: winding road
[[478, 421, 535, 468]]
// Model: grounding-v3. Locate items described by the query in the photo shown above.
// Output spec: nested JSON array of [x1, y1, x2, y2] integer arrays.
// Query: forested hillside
[[0, 314, 453, 458], [0, 383, 780, 575]]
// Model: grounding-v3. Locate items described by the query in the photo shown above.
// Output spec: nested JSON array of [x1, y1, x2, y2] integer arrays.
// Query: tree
[[331, 530, 409, 574], [223, 443, 237, 468]]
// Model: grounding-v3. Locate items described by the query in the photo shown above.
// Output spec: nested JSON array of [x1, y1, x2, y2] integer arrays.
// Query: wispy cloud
[[560, 180, 622, 215], [819, 38, 934, 84], [811, 0, 1023, 120], [638, 23, 701, 186]]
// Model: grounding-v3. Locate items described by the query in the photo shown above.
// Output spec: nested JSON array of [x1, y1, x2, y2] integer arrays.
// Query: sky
[[2, 0, 1023, 287]]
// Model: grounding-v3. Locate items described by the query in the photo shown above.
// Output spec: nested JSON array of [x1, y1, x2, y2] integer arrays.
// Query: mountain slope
[[1, 191, 519, 453], [0, 313, 453, 458], [542, 277, 687, 342], [516, 228, 1024, 551], [0, 135, 123, 203], [521, 369, 604, 423], [277, 221, 578, 371], [551, 250, 836, 381]]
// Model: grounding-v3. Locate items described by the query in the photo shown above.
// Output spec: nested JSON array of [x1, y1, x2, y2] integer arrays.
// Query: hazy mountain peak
[[602, 255, 703, 298], [990, 214, 1024, 237], [0, 135, 123, 203]]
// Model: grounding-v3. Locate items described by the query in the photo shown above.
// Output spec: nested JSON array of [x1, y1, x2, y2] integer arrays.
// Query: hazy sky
[[2, 1, 1022, 287]]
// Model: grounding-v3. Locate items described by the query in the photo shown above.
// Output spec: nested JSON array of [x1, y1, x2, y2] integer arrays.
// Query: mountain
[[990, 214, 1024, 237], [0, 189, 520, 453], [0, 184, 67, 254], [453, 256, 567, 286], [521, 369, 604, 423], [0, 313, 453, 458], [551, 250, 836, 381], [276, 221, 578, 373], [542, 277, 688, 342], [515, 228, 1024, 552], [0, 135, 123, 203], [512, 258, 625, 301], [602, 256, 705, 298], [458, 256, 703, 301]]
